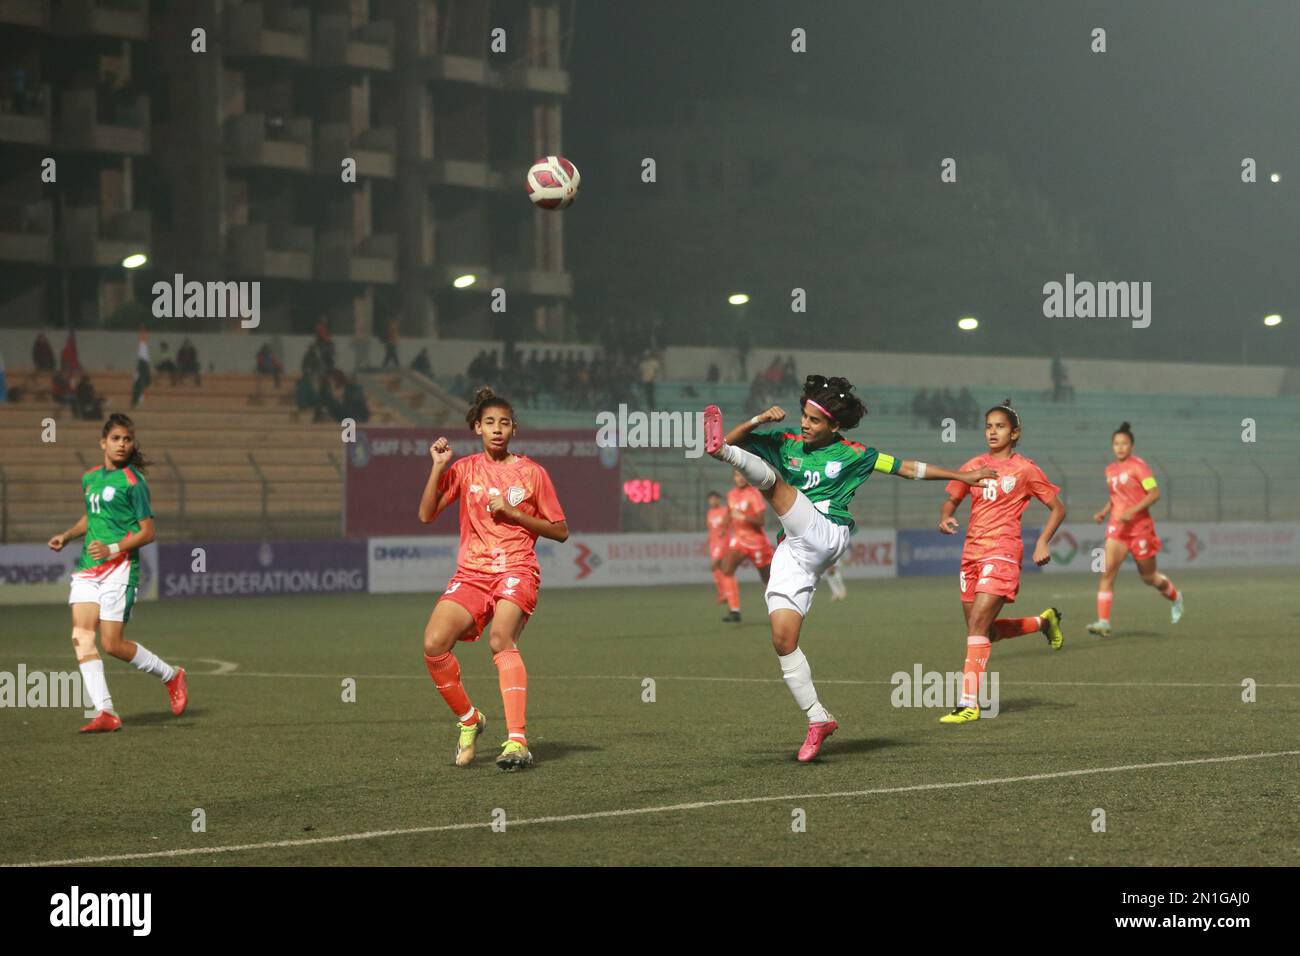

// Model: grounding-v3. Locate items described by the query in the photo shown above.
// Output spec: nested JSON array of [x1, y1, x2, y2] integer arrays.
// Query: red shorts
[[728, 531, 774, 570], [959, 556, 1020, 604], [438, 568, 540, 641], [709, 541, 727, 563], [1107, 516, 1161, 559]]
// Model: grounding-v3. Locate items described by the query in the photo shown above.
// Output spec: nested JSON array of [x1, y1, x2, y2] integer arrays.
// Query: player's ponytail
[[801, 374, 867, 430], [1113, 421, 1135, 443], [101, 412, 151, 473], [465, 385, 515, 428], [985, 398, 1022, 446]]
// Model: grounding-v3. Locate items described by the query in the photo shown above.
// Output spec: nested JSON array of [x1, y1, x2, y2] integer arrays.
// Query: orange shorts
[[1107, 516, 1161, 559], [438, 568, 539, 641], [728, 530, 774, 570], [959, 556, 1020, 604], [709, 540, 727, 563]]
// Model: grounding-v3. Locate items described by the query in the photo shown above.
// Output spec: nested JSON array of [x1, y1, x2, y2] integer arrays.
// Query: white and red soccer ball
[[525, 155, 580, 209]]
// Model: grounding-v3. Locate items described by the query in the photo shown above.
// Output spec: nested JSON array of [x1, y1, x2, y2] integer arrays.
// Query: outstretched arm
[[894, 460, 996, 484]]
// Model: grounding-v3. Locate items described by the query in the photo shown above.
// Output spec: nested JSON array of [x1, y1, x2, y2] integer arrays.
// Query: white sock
[[78, 659, 114, 714], [825, 566, 847, 598], [130, 644, 176, 682], [718, 444, 776, 490], [778, 647, 829, 723]]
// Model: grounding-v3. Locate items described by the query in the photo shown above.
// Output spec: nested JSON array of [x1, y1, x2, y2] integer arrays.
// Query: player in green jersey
[[47, 413, 188, 733], [703, 374, 994, 761]]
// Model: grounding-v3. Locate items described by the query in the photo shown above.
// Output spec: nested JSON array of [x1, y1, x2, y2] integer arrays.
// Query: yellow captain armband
[[1141, 476, 1158, 491], [874, 453, 899, 474]]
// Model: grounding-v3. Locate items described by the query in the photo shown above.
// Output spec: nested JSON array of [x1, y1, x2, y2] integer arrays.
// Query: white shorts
[[764, 492, 851, 618], [69, 561, 137, 623]]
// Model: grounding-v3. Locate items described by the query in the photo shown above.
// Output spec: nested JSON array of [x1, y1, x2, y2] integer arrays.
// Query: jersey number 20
[[802, 470, 821, 490]]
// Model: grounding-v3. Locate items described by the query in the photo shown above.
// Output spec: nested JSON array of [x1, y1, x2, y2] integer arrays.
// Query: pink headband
[[805, 398, 836, 422]]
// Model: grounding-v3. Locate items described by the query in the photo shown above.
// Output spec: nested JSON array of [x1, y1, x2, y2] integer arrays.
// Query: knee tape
[[71, 627, 98, 662]]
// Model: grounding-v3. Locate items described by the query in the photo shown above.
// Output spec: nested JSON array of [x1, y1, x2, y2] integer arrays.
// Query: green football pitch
[[2, 567, 1297, 867]]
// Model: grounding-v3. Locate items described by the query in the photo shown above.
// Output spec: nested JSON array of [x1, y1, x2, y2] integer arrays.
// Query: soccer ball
[[525, 155, 580, 209]]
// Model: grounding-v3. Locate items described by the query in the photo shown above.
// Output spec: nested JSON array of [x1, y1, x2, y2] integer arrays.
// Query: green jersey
[[76, 465, 153, 586], [740, 429, 901, 531]]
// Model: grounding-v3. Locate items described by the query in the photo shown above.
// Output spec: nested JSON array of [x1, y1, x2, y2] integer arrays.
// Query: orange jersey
[[946, 452, 1059, 563], [726, 485, 768, 545], [706, 505, 730, 546], [1105, 454, 1157, 519], [437, 452, 565, 575]]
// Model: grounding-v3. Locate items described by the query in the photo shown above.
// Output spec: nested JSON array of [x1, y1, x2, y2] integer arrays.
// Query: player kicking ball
[[704, 375, 994, 761], [47, 413, 187, 732]]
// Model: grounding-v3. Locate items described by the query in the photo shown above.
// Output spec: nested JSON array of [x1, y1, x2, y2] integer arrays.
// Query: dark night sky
[[567, 0, 1298, 361]]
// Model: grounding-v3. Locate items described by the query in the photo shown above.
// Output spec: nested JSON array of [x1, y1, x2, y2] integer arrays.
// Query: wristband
[[750, 416, 762, 426], [913, 462, 927, 480], [108, 542, 121, 555]]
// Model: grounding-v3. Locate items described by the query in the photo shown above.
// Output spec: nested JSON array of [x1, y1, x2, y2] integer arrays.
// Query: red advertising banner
[[345, 428, 622, 536]]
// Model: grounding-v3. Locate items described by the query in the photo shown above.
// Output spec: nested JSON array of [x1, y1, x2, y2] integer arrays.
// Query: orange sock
[[992, 616, 1040, 641], [493, 647, 528, 746], [711, 569, 728, 602], [1155, 576, 1178, 602], [723, 574, 740, 612], [1097, 590, 1113, 621], [960, 636, 991, 707], [425, 652, 476, 722]]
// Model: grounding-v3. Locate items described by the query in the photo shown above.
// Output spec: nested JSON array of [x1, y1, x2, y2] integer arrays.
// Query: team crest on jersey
[[1118, 473, 1129, 484], [507, 485, 526, 507], [1000, 475, 1016, 494], [102, 485, 116, 502], [825, 460, 842, 479]]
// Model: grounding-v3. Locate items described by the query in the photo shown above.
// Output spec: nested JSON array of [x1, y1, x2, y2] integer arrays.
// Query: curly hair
[[800, 375, 867, 430], [465, 385, 515, 428]]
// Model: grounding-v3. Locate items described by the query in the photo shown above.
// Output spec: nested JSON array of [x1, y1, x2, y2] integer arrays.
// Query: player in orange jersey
[[705, 490, 735, 611], [938, 399, 1068, 724], [1087, 421, 1182, 637], [719, 470, 774, 622], [417, 386, 569, 771]]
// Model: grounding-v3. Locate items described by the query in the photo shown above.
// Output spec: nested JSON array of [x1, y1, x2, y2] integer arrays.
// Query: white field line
[[1, 657, 1293, 688], [193, 671, 1300, 689], [9, 749, 1298, 868]]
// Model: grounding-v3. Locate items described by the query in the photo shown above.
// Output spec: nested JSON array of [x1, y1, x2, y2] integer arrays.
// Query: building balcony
[[425, 158, 505, 191], [0, 0, 48, 29], [224, 112, 312, 170], [224, 2, 311, 62], [315, 15, 395, 71], [316, 231, 396, 284], [57, 89, 149, 154], [227, 221, 313, 280], [64, 205, 150, 268], [316, 124, 395, 178], [507, 269, 573, 297], [0, 200, 54, 265], [53, 0, 147, 39], [500, 62, 570, 96], [0, 83, 52, 146], [422, 54, 495, 88]]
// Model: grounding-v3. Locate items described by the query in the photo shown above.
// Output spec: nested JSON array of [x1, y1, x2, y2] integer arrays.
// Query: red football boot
[[796, 717, 838, 762], [704, 405, 725, 456], [166, 667, 188, 716], [79, 711, 122, 733]]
